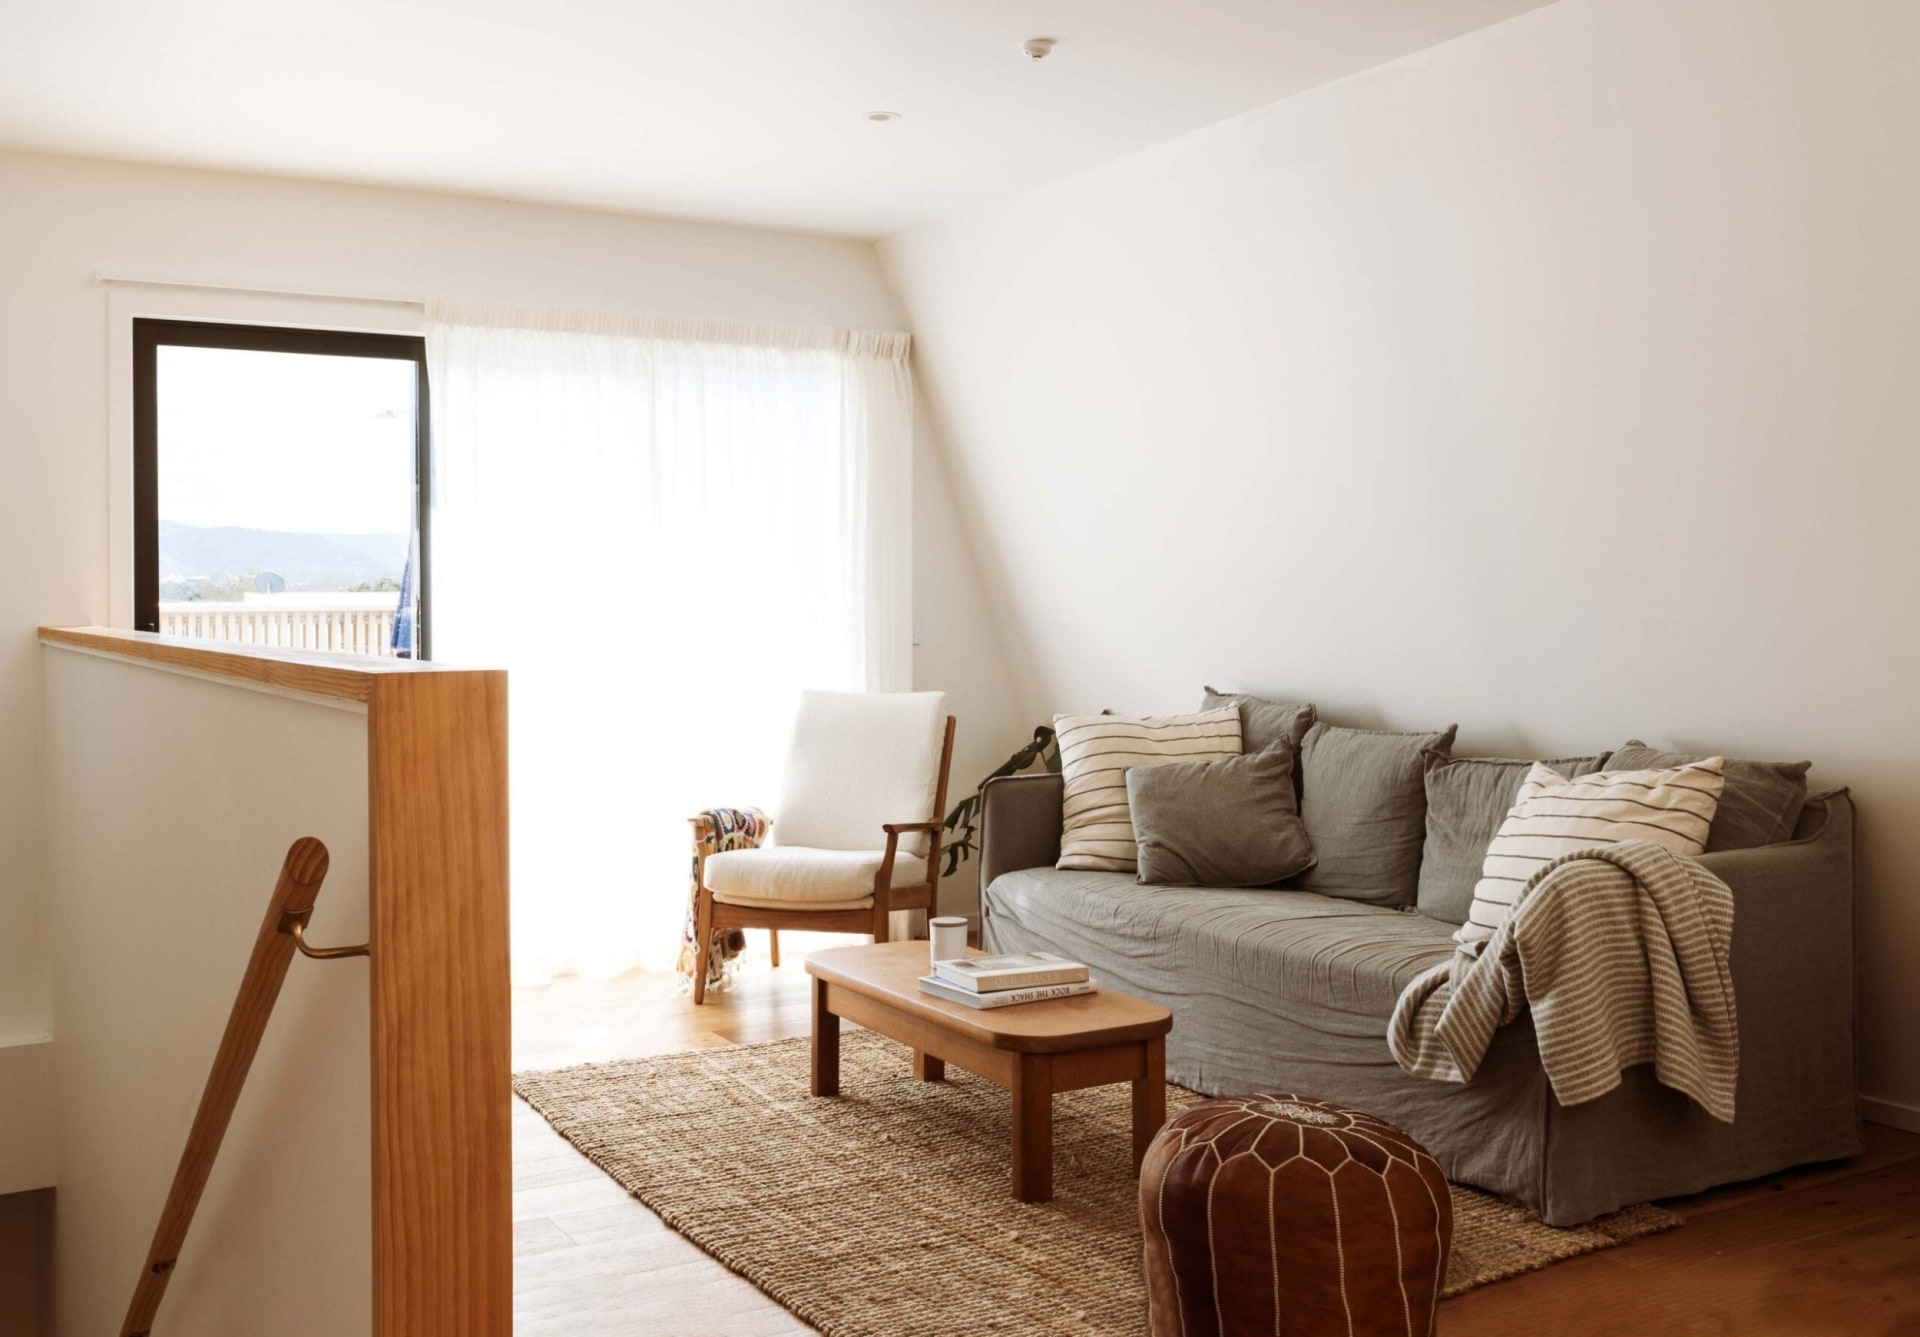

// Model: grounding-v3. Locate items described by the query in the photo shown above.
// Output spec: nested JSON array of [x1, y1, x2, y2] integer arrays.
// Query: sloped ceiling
[[2, 0, 1552, 236]]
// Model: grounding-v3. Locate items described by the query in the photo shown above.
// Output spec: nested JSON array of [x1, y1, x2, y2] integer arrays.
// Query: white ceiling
[[1, 0, 1555, 238]]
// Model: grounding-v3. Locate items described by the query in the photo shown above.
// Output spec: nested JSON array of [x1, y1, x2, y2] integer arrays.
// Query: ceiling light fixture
[[866, 110, 901, 122], [1022, 37, 1055, 61]]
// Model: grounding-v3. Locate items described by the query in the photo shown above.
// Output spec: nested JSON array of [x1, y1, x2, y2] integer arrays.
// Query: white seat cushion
[[706, 845, 929, 908]]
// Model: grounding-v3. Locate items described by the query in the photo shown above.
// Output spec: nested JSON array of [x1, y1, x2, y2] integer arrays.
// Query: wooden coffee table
[[804, 940, 1173, 1202]]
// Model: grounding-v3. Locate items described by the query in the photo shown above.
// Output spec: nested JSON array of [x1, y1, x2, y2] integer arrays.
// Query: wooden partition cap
[[39, 626, 497, 704]]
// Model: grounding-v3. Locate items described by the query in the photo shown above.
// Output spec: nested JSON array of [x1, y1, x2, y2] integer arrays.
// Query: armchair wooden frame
[[691, 715, 956, 1004]]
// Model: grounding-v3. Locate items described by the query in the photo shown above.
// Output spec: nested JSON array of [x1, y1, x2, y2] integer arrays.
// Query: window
[[132, 320, 431, 657]]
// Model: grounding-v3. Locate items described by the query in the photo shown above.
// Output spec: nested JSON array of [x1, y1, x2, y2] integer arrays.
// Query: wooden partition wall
[[39, 627, 510, 1336]]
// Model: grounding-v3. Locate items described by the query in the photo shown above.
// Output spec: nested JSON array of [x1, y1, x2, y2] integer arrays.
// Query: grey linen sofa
[[978, 774, 1860, 1226]]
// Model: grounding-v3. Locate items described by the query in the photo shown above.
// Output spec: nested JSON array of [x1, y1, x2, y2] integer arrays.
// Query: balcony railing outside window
[[157, 594, 400, 657]]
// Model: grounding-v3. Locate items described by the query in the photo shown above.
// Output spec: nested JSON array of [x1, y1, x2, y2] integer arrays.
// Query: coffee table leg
[[1012, 1054, 1054, 1202], [1132, 1037, 1166, 1169], [810, 976, 840, 1097], [912, 1050, 946, 1082]]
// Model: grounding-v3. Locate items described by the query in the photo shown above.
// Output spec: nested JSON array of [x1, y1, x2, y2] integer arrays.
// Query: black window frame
[[132, 318, 433, 658]]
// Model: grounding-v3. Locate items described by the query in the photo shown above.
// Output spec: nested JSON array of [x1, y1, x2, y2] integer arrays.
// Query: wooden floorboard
[[512, 933, 1920, 1336], [512, 936, 821, 1336]]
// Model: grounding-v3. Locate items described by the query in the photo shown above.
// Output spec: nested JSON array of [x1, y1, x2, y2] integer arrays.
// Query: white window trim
[[103, 281, 423, 629]]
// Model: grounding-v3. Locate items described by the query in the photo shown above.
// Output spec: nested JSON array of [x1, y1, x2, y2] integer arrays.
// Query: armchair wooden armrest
[[878, 815, 946, 907]]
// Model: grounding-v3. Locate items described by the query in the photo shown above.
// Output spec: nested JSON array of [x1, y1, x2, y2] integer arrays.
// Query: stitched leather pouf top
[[1139, 1094, 1452, 1337]]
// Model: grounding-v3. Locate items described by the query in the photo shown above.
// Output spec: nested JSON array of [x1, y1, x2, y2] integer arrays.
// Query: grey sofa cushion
[[1416, 753, 1609, 925], [1201, 687, 1316, 754], [1293, 722, 1458, 907], [1127, 748, 1315, 887], [1607, 741, 1811, 851]]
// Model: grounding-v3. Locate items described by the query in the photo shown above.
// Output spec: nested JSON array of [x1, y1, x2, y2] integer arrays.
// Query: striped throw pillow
[[1455, 757, 1725, 947], [1054, 708, 1242, 872]]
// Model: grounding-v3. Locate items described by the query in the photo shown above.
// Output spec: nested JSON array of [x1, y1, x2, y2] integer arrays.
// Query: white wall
[[44, 647, 374, 1334], [911, 396, 1028, 915], [0, 145, 1023, 1066], [880, 0, 1920, 1117]]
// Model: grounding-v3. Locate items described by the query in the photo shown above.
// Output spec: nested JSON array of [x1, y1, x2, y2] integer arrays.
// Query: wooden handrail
[[120, 837, 351, 1337]]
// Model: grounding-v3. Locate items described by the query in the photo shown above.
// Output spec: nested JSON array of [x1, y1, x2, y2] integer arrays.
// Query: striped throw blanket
[[1389, 840, 1738, 1122]]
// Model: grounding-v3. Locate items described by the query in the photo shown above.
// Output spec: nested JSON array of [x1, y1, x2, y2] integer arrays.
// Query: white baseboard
[[1860, 1094, 1920, 1133]]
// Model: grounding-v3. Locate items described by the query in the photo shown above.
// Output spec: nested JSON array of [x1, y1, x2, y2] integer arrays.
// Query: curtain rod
[[94, 272, 425, 307], [96, 275, 912, 358]]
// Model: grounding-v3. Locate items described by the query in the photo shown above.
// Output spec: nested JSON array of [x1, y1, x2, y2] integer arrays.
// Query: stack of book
[[918, 952, 1095, 1009]]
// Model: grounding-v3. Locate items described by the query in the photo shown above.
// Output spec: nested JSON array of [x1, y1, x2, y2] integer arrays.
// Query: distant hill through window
[[158, 519, 407, 599]]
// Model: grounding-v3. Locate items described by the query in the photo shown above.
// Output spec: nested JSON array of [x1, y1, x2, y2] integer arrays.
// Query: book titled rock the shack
[[918, 952, 1096, 1009]]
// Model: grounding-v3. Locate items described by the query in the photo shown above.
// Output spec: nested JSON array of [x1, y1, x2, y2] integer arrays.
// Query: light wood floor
[[513, 940, 1920, 1336]]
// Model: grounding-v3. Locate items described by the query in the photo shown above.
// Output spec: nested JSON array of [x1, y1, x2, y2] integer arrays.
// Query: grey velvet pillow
[[1128, 748, 1316, 887], [1606, 741, 1811, 852], [1415, 753, 1609, 925], [1292, 722, 1458, 907], [1200, 687, 1317, 754]]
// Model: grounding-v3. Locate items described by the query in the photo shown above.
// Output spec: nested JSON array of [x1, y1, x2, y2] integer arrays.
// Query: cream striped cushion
[[1054, 708, 1241, 872], [1455, 757, 1725, 946]]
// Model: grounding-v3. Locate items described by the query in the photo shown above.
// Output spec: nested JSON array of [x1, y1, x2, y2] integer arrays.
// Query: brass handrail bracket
[[277, 909, 370, 960]]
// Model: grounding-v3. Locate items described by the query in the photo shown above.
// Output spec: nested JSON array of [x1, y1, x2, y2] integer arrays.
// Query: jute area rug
[[515, 1031, 1679, 1336]]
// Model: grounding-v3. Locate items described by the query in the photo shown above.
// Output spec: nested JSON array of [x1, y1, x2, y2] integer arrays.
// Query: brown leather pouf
[[1140, 1094, 1452, 1337]]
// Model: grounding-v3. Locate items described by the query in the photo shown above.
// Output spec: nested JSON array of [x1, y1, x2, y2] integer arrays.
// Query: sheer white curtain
[[426, 302, 912, 984]]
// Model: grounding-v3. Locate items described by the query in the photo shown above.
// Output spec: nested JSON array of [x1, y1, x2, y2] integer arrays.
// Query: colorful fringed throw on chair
[[677, 807, 771, 993]]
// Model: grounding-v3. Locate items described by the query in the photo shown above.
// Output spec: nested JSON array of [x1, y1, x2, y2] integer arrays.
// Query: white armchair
[[688, 689, 955, 1003]]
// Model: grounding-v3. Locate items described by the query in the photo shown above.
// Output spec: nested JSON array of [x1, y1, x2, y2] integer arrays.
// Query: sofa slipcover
[[979, 772, 1860, 1226]]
